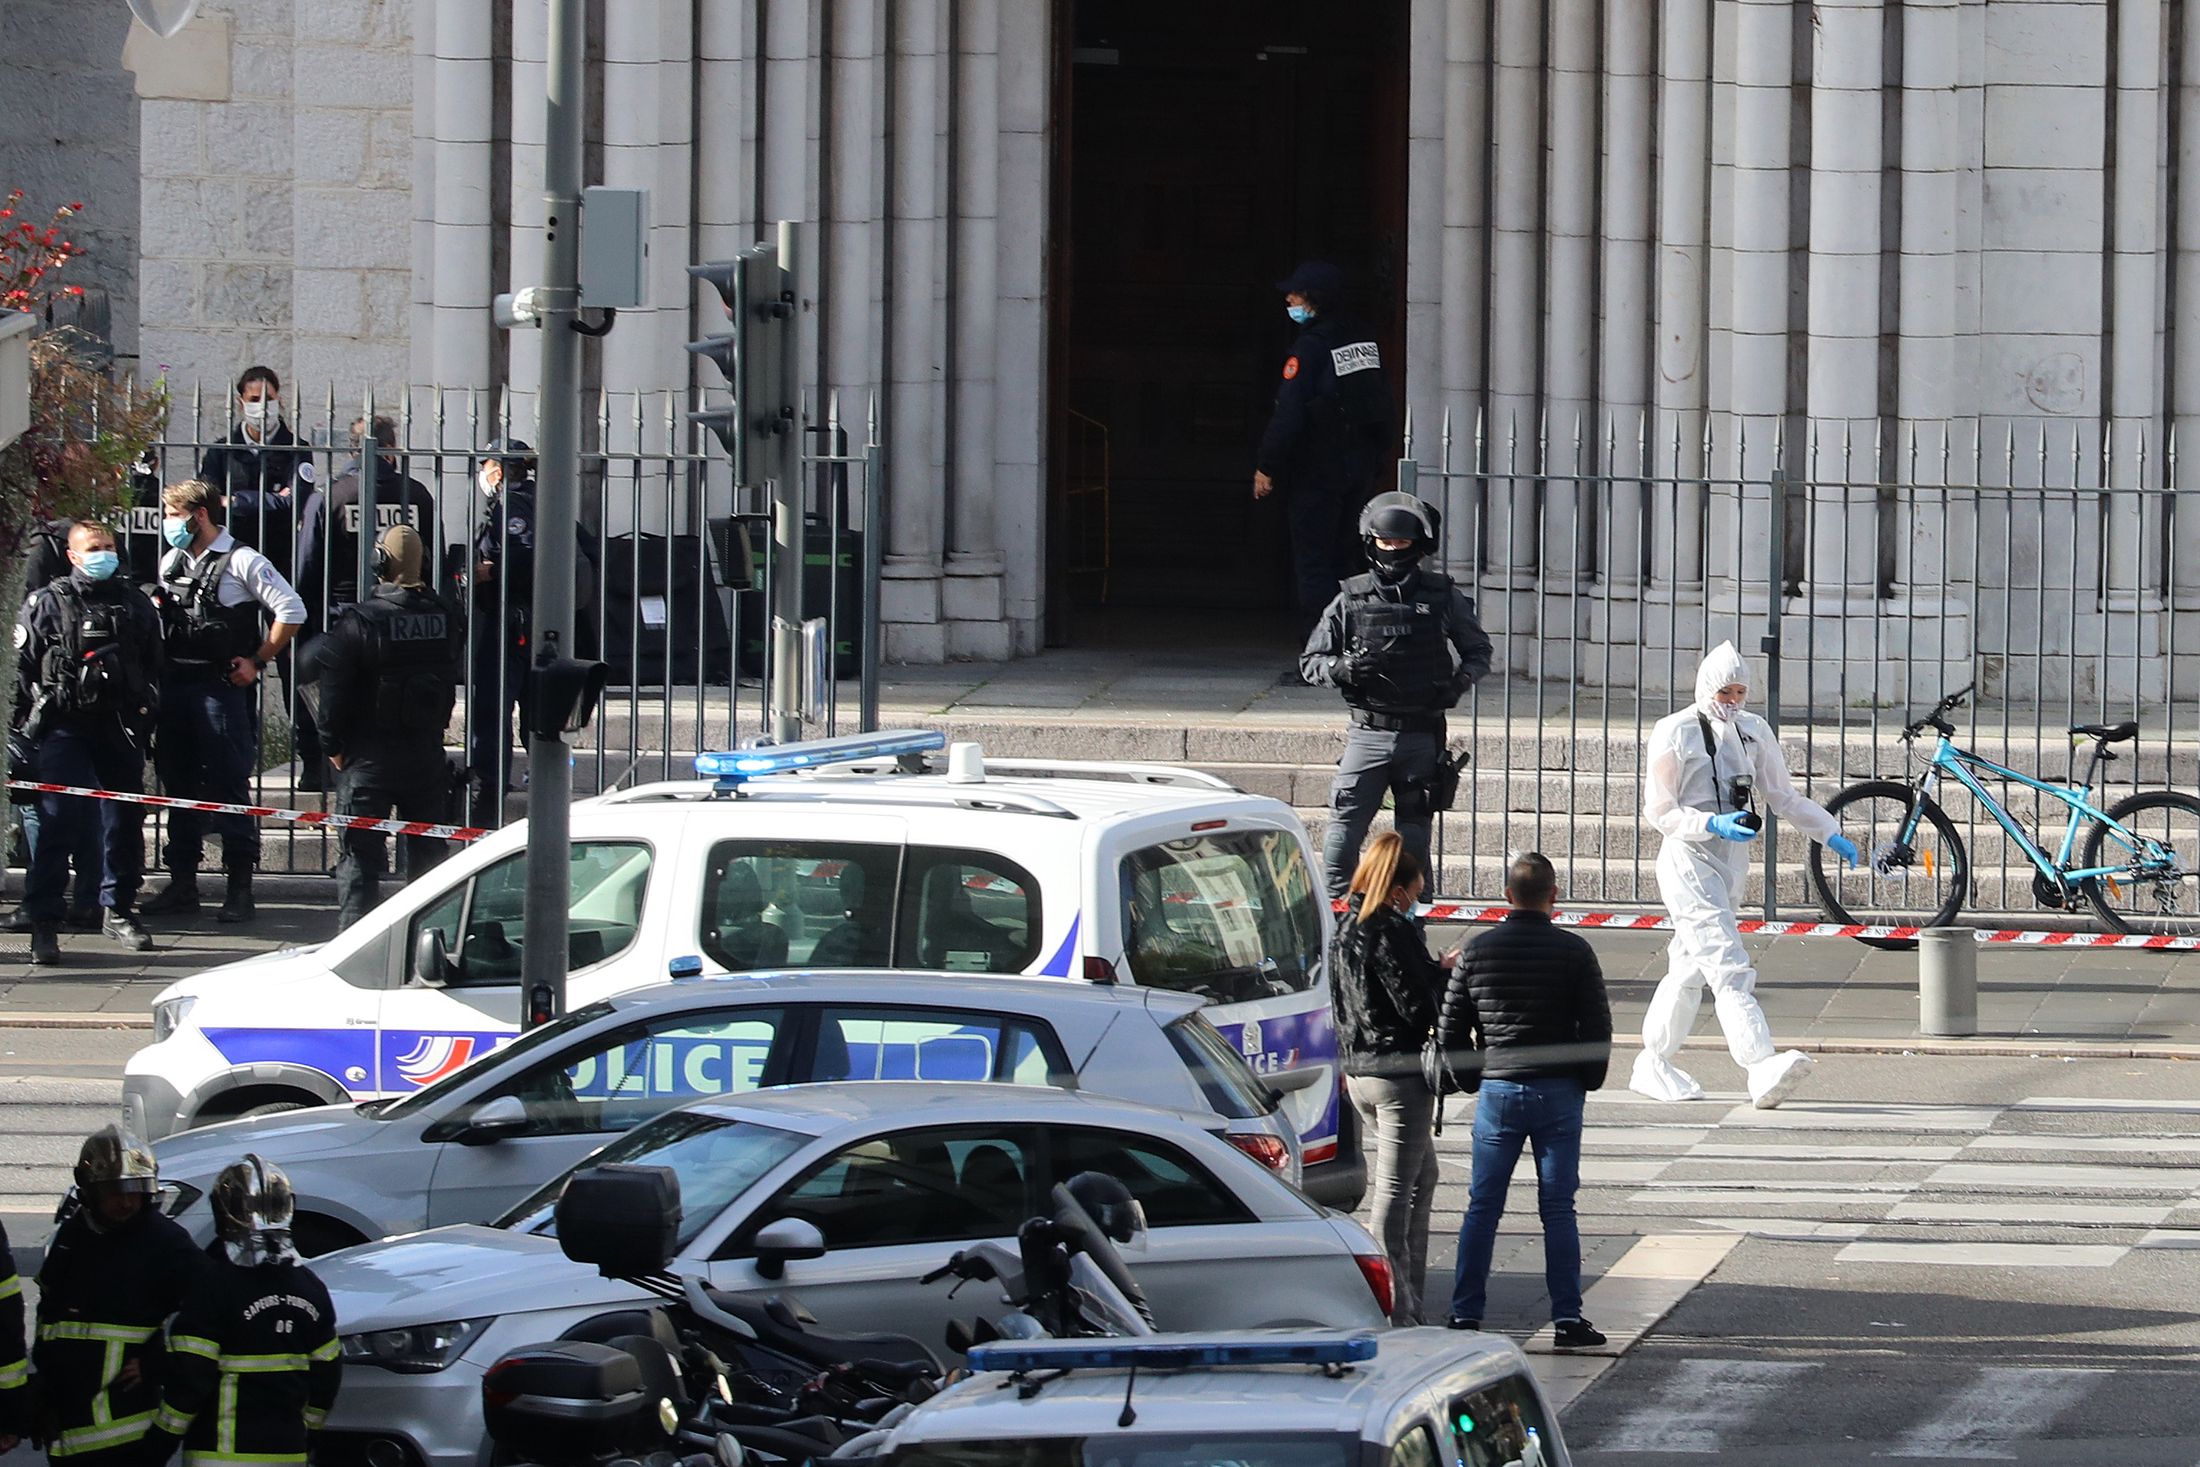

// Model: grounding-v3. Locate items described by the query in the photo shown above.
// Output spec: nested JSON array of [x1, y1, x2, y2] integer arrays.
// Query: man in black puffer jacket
[[1436, 852, 1612, 1346]]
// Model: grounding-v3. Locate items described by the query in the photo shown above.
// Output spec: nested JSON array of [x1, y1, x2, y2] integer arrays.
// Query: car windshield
[[891, 1435, 1357, 1467], [376, 1002, 619, 1117], [495, 1111, 806, 1251], [1120, 832, 1325, 1002]]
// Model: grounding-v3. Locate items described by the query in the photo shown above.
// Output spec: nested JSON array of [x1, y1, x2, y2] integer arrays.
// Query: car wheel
[[235, 1100, 309, 1121], [290, 1215, 366, 1258]]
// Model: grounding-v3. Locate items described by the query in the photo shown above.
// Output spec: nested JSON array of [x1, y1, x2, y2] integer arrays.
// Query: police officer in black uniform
[[12, 521, 163, 965], [1300, 493, 1494, 899], [315, 525, 464, 925], [461, 437, 537, 820], [1255, 261, 1396, 647], [143, 1156, 339, 1467], [33, 1125, 205, 1466]]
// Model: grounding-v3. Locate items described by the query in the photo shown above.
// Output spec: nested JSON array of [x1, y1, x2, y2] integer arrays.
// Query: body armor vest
[[41, 582, 151, 716], [347, 590, 460, 735], [160, 550, 262, 669], [1339, 568, 1455, 715]]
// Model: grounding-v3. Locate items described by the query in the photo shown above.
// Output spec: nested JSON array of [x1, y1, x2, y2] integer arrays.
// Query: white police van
[[125, 731, 1362, 1205], [872, 1331, 1571, 1467]]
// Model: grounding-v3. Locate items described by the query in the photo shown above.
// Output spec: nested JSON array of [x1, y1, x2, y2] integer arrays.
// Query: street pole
[[519, 0, 585, 1028], [768, 220, 803, 745]]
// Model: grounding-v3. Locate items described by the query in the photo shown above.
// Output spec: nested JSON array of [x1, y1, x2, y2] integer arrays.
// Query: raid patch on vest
[[1331, 342, 1381, 377], [1282, 356, 1300, 381]]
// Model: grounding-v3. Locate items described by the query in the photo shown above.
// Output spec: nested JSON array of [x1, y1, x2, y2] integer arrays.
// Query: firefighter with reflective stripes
[[144, 1156, 338, 1467], [1, 1218, 27, 1452], [32, 1126, 205, 1464]]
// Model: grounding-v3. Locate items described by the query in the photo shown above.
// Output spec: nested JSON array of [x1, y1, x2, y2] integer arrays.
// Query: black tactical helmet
[[480, 437, 536, 482], [211, 1153, 297, 1262], [1063, 1171, 1147, 1246], [1358, 492, 1440, 582], [75, 1124, 158, 1197]]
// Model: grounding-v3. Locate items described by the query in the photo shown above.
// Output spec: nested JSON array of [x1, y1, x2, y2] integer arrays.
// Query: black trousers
[[26, 724, 146, 921], [333, 757, 453, 928]]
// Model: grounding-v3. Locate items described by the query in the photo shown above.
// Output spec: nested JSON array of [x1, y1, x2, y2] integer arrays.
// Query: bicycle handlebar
[[1902, 683, 1976, 741]]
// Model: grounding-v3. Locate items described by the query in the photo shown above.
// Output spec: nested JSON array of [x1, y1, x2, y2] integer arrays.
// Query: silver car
[[315, 1084, 1393, 1467], [151, 972, 1298, 1253]]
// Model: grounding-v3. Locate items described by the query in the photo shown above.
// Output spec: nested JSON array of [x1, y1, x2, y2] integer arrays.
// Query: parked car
[[125, 730, 1360, 1206], [314, 1084, 1393, 1467], [148, 971, 1298, 1254], [878, 1329, 1571, 1467]]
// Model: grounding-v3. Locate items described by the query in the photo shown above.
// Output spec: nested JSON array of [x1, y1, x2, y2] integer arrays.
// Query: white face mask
[[477, 466, 500, 497], [1705, 697, 1741, 724], [241, 399, 276, 429]]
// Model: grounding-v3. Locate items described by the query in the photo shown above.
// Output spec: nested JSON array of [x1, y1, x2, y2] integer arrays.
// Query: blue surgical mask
[[162, 515, 195, 550], [77, 550, 120, 581], [1286, 304, 1314, 325]]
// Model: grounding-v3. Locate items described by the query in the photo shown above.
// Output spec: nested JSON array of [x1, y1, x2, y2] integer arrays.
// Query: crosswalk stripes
[[1578, 1362, 2115, 1457], [1439, 1090, 2200, 1271]]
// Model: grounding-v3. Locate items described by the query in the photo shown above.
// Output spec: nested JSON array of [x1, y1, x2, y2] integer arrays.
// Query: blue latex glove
[[1708, 812, 1759, 843], [1825, 833, 1861, 867]]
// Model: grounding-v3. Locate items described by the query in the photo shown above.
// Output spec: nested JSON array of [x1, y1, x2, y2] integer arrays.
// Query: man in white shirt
[[140, 479, 310, 924]]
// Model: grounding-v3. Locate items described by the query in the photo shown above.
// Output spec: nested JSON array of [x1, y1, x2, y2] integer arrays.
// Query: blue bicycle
[[1806, 685, 2200, 936]]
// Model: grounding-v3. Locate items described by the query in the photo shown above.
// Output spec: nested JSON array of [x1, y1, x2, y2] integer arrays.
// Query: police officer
[[12, 521, 163, 965], [141, 480, 309, 925], [1, 1217, 25, 1454], [462, 437, 537, 820], [8, 519, 113, 936], [143, 1156, 339, 1467], [316, 524, 464, 926], [1300, 493, 1494, 898], [32, 1125, 204, 1466], [1255, 261, 1396, 646], [196, 367, 313, 584]]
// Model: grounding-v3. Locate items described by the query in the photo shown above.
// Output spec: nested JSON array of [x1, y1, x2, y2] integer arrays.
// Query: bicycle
[[1804, 684, 2200, 937]]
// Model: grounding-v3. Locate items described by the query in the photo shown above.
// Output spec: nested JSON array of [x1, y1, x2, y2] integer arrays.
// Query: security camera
[[492, 286, 551, 330]]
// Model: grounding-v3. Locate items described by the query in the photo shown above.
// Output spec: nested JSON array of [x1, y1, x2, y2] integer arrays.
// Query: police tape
[[5, 781, 491, 843], [1350, 899, 2200, 953]]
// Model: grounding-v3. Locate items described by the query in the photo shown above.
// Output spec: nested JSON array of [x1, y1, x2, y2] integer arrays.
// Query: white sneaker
[[1748, 1050, 1815, 1109], [1629, 1051, 1704, 1103]]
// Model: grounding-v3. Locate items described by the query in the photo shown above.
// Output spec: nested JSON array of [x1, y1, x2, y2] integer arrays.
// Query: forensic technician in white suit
[[1630, 642, 1860, 1108]]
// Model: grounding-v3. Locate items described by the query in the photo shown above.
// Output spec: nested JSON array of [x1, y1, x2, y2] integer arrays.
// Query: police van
[[124, 731, 1362, 1206]]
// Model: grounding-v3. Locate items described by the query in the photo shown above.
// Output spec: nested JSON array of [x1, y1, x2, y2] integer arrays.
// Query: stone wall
[[0, 1, 141, 359], [134, 0, 413, 407]]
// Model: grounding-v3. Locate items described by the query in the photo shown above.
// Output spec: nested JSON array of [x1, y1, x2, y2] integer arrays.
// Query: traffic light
[[687, 247, 795, 474]]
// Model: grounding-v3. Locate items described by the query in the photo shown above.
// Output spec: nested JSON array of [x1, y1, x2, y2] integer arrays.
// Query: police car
[[124, 730, 1361, 1206], [873, 1330, 1571, 1467]]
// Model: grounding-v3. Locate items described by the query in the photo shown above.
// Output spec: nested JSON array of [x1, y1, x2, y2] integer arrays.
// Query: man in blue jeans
[[1435, 852, 1613, 1346]]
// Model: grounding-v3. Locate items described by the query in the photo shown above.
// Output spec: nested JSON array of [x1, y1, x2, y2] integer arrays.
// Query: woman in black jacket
[[1329, 832, 1454, 1323]]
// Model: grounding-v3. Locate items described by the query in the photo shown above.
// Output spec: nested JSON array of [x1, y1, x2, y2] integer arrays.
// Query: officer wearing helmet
[[1300, 493, 1494, 897], [1255, 261, 1395, 643], [460, 437, 537, 819], [32, 1125, 204, 1465], [314, 524, 465, 925], [144, 1156, 339, 1467]]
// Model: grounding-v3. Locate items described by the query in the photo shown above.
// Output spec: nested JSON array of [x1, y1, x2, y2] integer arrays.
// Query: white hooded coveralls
[[1635, 643, 1839, 1103]]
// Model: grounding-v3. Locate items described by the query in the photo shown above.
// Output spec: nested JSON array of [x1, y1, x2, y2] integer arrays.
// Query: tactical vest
[[1339, 569, 1455, 715], [160, 549, 263, 670], [345, 590, 461, 735], [40, 582, 152, 718]]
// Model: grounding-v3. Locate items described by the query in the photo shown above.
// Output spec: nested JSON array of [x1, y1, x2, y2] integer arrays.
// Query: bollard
[[1918, 926, 1978, 1037]]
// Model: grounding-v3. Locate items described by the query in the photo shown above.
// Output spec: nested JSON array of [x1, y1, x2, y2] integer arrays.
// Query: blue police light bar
[[694, 730, 946, 787], [965, 1332, 1379, 1375]]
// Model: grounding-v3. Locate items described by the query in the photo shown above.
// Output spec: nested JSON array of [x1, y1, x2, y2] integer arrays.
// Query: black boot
[[28, 924, 61, 966], [216, 870, 255, 924], [103, 908, 153, 952], [141, 877, 202, 915]]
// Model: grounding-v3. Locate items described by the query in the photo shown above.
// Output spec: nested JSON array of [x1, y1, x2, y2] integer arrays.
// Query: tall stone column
[[1539, 0, 1598, 600], [995, 0, 1052, 656], [1482, 0, 1544, 667], [2172, 0, 2200, 695], [881, 0, 948, 662], [943, 0, 1008, 660]]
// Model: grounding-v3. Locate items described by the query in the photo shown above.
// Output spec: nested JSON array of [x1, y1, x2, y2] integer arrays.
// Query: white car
[[149, 971, 1298, 1253], [315, 1084, 1393, 1467], [125, 730, 1362, 1205], [877, 1329, 1571, 1467]]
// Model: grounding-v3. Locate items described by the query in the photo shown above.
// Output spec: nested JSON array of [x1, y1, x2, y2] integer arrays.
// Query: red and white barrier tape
[[1350, 899, 2200, 953], [6, 781, 490, 844]]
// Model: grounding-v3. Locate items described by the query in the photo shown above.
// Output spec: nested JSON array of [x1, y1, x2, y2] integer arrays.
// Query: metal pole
[[769, 220, 804, 744], [519, 0, 585, 1029], [1761, 469, 1786, 920]]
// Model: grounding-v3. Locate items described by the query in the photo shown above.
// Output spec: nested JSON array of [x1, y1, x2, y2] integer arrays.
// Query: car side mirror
[[413, 928, 455, 985], [457, 1094, 528, 1145], [751, 1217, 827, 1280]]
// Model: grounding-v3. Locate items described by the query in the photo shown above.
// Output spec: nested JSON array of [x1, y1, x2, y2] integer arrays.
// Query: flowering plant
[[0, 190, 168, 556]]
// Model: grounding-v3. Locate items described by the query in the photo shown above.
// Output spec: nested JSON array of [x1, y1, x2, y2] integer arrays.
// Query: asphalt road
[[3, 1025, 2196, 1463]]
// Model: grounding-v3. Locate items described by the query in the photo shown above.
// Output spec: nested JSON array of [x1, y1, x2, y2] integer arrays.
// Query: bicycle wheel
[[1806, 780, 1970, 931], [2080, 790, 2200, 936]]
